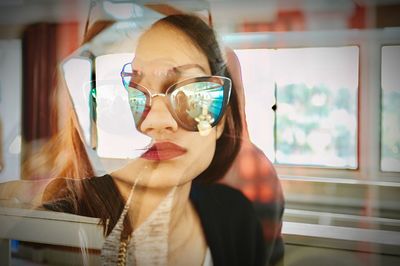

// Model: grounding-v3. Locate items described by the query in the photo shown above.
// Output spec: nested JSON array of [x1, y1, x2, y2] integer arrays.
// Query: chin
[[135, 167, 195, 189], [133, 154, 212, 188]]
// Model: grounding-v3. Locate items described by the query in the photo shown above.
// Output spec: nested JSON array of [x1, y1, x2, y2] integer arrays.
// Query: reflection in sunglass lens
[[127, 87, 147, 125], [170, 81, 225, 131]]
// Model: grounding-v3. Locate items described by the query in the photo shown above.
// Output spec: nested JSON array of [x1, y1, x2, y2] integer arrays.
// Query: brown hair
[[155, 14, 243, 184], [40, 15, 243, 235], [22, 20, 115, 180]]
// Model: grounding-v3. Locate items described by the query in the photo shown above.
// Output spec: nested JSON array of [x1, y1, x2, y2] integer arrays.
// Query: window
[[234, 49, 275, 159], [226, 29, 400, 225], [381, 45, 400, 172], [236, 46, 359, 168], [0, 40, 22, 182]]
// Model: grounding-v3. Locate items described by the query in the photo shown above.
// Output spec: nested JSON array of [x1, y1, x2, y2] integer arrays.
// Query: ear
[[216, 114, 226, 139]]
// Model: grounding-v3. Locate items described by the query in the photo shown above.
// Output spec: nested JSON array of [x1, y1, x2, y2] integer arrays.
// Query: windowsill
[[279, 175, 400, 187], [283, 208, 400, 255], [1, 206, 400, 256], [283, 221, 400, 256], [279, 175, 400, 220], [0, 206, 103, 249]]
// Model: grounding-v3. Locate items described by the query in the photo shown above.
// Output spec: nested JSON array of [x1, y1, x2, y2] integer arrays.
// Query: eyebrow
[[170, 64, 207, 74], [132, 63, 207, 78]]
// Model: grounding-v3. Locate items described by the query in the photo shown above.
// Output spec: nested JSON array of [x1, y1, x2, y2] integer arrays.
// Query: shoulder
[[191, 182, 247, 199], [191, 183, 252, 207], [191, 183, 267, 265], [190, 183, 257, 226]]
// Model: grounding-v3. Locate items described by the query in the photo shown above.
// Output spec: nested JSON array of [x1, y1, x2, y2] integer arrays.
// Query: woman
[[2, 14, 275, 265]]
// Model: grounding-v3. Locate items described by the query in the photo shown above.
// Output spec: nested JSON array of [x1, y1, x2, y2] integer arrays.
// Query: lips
[[141, 142, 187, 161]]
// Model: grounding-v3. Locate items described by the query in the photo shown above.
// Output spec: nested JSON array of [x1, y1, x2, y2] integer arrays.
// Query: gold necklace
[[117, 235, 131, 266]]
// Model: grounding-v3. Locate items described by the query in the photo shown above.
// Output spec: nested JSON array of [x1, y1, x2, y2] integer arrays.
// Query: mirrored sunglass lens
[[122, 75, 131, 88], [127, 87, 147, 125], [171, 81, 225, 129]]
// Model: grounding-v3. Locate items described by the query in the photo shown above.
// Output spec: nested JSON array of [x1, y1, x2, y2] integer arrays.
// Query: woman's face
[[116, 24, 224, 188]]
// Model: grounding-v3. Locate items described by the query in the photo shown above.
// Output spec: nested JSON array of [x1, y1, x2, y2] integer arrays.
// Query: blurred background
[[0, 0, 399, 265]]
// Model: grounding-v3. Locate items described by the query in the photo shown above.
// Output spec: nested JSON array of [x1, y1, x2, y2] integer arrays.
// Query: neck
[[111, 174, 205, 264], [112, 174, 193, 234], [131, 182, 193, 232]]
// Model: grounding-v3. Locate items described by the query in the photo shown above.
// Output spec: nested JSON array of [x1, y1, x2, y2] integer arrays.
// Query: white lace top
[[100, 185, 214, 265], [101, 184, 175, 265]]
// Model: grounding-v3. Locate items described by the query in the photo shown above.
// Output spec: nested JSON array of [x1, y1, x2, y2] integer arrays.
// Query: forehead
[[133, 24, 210, 73]]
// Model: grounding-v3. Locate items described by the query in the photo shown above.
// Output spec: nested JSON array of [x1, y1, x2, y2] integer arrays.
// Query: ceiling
[[0, 0, 400, 31]]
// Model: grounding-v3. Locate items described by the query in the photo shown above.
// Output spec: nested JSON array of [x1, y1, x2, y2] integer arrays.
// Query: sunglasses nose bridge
[[140, 92, 178, 133], [147, 92, 176, 117], [150, 93, 167, 99], [149, 92, 168, 106]]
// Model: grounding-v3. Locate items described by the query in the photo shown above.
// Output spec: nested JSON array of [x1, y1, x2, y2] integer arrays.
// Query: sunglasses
[[120, 63, 232, 132]]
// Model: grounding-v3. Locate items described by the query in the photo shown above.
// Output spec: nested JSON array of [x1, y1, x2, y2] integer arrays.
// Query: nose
[[139, 95, 179, 135]]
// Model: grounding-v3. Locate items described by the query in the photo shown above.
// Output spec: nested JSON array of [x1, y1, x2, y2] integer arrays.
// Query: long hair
[[40, 15, 243, 236], [22, 20, 115, 180], [155, 14, 243, 184]]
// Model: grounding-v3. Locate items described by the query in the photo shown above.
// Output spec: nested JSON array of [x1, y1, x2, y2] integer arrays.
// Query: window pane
[[235, 49, 275, 161], [0, 40, 22, 182], [274, 47, 358, 168], [381, 46, 400, 172]]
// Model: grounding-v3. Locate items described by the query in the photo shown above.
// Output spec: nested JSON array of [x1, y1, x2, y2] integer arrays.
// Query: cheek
[[187, 132, 217, 175]]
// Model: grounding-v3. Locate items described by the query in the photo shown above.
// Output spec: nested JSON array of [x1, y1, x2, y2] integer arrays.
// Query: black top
[[190, 182, 267, 266], [43, 175, 283, 265]]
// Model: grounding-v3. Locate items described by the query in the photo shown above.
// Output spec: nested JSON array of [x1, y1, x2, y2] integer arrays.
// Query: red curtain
[[22, 22, 79, 142]]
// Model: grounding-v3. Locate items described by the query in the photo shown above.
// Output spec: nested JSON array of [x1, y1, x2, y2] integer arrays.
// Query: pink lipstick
[[141, 142, 187, 161]]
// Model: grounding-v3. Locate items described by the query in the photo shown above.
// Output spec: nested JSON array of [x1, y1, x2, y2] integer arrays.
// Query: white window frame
[[223, 28, 400, 224], [224, 28, 400, 182]]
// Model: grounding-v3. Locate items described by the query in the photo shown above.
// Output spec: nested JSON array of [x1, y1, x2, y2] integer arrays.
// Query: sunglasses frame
[[120, 63, 232, 131]]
